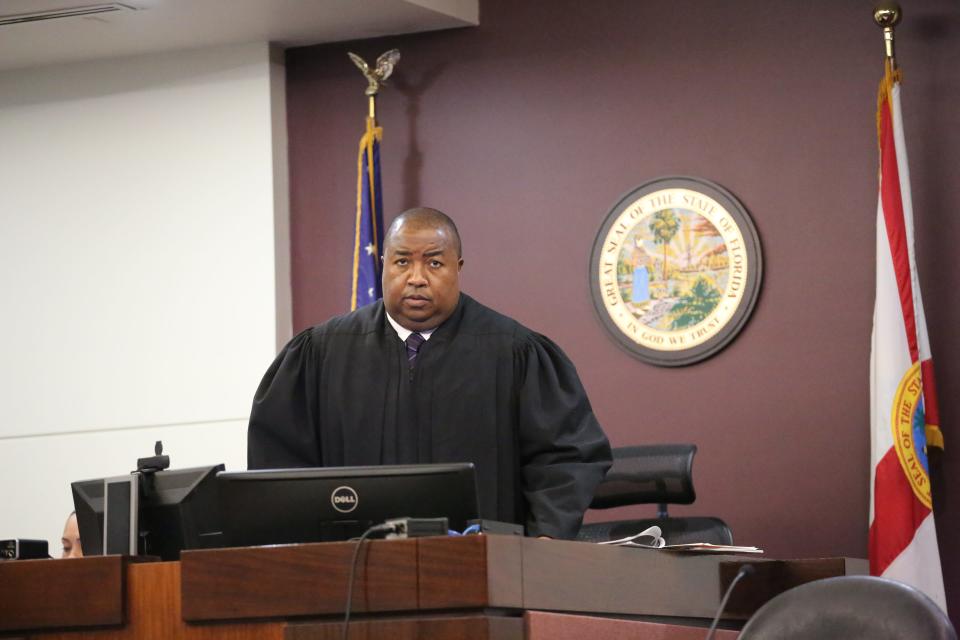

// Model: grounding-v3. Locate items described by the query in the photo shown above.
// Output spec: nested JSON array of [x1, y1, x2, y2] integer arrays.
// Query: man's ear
[[458, 258, 464, 272]]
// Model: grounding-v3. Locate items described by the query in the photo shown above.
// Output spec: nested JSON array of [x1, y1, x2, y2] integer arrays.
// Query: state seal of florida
[[891, 362, 933, 508], [590, 177, 762, 366]]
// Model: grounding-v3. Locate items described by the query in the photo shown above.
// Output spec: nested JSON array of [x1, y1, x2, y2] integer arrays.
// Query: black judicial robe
[[247, 293, 612, 539]]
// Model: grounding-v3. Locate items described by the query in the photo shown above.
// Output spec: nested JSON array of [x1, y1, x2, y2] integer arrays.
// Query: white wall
[[0, 42, 290, 552]]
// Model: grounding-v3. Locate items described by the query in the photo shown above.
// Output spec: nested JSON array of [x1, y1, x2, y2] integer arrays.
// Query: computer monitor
[[103, 474, 139, 556], [217, 463, 480, 547], [138, 464, 224, 559], [71, 478, 105, 556], [71, 464, 224, 560]]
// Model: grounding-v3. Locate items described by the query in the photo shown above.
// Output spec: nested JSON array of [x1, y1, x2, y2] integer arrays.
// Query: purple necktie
[[405, 333, 426, 368]]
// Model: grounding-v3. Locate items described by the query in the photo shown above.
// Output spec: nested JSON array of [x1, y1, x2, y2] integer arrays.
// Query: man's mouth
[[403, 294, 431, 307]]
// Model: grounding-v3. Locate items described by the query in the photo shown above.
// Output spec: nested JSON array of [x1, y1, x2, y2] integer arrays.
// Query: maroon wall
[[286, 0, 960, 617]]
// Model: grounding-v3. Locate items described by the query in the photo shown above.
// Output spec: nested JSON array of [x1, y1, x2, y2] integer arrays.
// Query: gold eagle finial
[[348, 49, 401, 97]]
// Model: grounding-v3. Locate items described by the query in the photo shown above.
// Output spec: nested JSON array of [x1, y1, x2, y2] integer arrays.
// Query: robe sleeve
[[247, 328, 322, 469], [514, 333, 612, 539]]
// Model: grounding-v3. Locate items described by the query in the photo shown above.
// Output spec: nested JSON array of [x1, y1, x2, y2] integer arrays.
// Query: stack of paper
[[663, 543, 763, 554], [597, 526, 665, 548], [596, 527, 763, 554]]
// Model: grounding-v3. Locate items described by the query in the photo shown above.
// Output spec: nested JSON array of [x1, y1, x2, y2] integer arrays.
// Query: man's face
[[382, 223, 463, 331]]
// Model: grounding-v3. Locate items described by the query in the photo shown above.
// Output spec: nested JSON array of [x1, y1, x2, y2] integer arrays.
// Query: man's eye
[[395, 259, 408, 266], [430, 260, 442, 268]]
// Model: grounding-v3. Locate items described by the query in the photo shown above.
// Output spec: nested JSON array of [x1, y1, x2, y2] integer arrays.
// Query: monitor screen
[[217, 463, 480, 547], [71, 464, 224, 560]]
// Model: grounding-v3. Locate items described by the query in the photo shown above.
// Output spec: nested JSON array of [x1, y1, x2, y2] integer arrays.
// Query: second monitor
[[71, 464, 224, 560]]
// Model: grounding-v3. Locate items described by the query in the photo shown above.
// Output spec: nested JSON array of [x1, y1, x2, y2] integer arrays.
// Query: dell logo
[[331, 485, 359, 513]]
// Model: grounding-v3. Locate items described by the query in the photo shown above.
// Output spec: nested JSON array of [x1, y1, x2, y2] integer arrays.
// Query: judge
[[248, 208, 611, 539]]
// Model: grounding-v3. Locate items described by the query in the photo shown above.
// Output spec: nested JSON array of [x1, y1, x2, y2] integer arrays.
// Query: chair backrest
[[738, 575, 956, 640], [578, 443, 732, 545], [590, 444, 696, 510]]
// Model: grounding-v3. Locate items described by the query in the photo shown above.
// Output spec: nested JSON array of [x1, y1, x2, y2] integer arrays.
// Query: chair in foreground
[[737, 575, 956, 640], [576, 444, 732, 545]]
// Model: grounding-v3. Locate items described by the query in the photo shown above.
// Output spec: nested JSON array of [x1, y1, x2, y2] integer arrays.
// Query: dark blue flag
[[352, 117, 384, 310]]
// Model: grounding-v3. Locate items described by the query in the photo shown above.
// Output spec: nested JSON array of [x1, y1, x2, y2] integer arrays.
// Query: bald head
[[384, 207, 462, 258]]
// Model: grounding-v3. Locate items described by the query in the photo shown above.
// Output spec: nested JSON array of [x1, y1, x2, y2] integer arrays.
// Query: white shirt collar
[[385, 311, 435, 342]]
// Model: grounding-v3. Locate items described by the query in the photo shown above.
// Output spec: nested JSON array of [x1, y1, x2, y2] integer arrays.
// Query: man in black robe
[[248, 208, 611, 539]]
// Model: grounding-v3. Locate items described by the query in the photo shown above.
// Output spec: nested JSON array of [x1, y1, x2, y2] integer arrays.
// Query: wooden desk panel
[[417, 534, 522, 609], [525, 611, 739, 640], [521, 539, 751, 618], [720, 556, 868, 617], [278, 611, 737, 640], [284, 615, 524, 640], [6, 538, 867, 639], [520, 538, 867, 620], [181, 536, 864, 624], [181, 539, 419, 621], [181, 536, 521, 622], [10, 562, 285, 640], [129, 563, 284, 640], [0, 556, 125, 634]]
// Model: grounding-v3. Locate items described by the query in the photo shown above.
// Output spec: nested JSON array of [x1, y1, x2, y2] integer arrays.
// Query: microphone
[[704, 564, 755, 640]]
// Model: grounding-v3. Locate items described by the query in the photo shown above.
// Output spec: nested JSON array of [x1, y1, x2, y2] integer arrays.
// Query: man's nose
[[408, 262, 428, 285]]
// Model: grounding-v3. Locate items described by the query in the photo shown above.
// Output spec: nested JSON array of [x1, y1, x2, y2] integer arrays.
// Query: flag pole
[[347, 49, 400, 310], [873, 2, 901, 69]]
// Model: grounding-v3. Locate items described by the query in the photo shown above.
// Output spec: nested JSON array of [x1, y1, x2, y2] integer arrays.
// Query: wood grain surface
[[181, 539, 419, 621], [284, 615, 523, 640], [0, 556, 125, 633], [5, 538, 867, 640]]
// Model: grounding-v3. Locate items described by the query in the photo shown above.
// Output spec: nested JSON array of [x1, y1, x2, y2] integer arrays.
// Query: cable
[[342, 522, 397, 640], [704, 564, 755, 640]]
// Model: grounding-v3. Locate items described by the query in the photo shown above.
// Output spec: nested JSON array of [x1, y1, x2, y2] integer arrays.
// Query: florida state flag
[[869, 59, 946, 612]]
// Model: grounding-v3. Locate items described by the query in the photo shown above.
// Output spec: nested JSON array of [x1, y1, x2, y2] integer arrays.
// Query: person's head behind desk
[[382, 207, 464, 332], [62, 511, 83, 558]]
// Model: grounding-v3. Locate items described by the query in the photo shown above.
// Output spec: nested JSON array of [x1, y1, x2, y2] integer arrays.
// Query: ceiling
[[0, 0, 478, 72]]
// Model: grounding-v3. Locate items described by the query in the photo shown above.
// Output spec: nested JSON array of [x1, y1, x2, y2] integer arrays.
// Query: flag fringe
[[927, 424, 944, 450]]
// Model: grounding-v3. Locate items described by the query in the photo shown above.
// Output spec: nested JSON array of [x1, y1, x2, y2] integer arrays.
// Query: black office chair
[[576, 444, 732, 545], [737, 575, 956, 639]]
